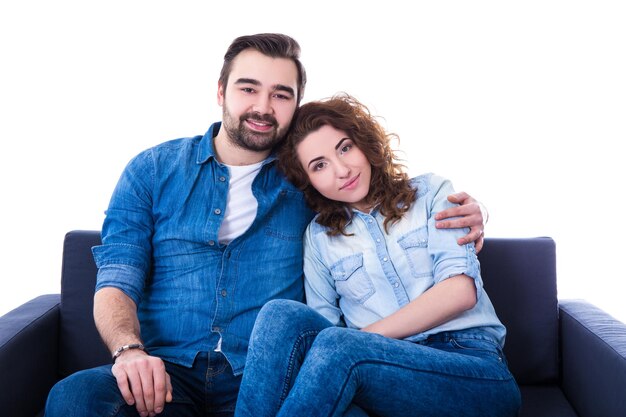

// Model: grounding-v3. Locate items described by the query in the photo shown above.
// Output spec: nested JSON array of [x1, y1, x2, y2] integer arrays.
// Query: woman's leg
[[276, 328, 521, 417], [234, 299, 335, 417]]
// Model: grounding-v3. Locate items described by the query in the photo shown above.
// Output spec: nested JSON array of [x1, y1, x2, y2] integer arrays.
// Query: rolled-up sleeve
[[426, 175, 484, 300], [92, 150, 155, 305]]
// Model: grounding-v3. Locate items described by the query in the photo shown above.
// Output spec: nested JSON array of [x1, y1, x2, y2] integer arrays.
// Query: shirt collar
[[196, 121, 277, 166]]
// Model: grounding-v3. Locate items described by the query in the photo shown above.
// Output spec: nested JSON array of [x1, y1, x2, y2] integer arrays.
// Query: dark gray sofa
[[1, 231, 625, 416]]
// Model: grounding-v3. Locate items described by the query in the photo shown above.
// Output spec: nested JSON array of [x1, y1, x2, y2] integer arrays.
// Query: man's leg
[[234, 299, 334, 417], [276, 328, 521, 417], [45, 362, 203, 417]]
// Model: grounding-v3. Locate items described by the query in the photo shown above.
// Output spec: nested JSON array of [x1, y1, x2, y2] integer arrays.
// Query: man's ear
[[217, 81, 225, 106]]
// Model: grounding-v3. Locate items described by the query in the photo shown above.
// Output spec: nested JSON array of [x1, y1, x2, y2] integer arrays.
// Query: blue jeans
[[235, 300, 521, 417], [45, 351, 241, 417]]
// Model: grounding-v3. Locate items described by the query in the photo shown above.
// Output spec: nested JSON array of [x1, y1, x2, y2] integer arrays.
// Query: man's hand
[[435, 192, 487, 253], [111, 350, 173, 417]]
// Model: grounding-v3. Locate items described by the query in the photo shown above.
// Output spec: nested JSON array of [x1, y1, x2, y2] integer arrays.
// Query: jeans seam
[[281, 329, 322, 405]]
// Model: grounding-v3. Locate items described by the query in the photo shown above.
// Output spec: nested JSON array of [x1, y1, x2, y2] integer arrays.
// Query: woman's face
[[296, 124, 372, 212]]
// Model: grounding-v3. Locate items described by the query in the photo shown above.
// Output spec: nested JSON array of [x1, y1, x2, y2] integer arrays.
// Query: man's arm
[[435, 192, 488, 253], [94, 288, 172, 416]]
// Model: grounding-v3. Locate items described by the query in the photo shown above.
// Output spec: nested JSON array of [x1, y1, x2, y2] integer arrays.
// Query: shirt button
[[393, 282, 399, 288], [208, 240, 215, 246], [214, 208, 222, 215], [368, 219, 373, 224], [212, 326, 221, 332], [221, 289, 227, 297], [376, 239, 381, 243], [219, 176, 226, 182], [383, 257, 388, 262]]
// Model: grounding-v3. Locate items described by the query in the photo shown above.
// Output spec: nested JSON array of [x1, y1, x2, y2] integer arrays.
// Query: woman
[[234, 94, 521, 417]]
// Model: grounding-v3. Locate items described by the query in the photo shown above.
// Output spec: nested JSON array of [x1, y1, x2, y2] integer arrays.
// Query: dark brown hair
[[219, 33, 307, 104], [278, 93, 417, 236]]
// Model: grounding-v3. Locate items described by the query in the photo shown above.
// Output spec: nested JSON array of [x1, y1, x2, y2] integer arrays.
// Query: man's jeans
[[45, 351, 241, 417], [235, 300, 521, 417]]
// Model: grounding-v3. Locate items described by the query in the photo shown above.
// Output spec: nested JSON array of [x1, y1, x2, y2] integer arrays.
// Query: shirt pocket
[[397, 227, 433, 278], [330, 253, 375, 304]]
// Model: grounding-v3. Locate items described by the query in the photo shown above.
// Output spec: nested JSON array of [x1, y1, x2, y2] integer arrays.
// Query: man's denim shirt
[[92, 122, 314, 375], [303, 173, 506, 347]]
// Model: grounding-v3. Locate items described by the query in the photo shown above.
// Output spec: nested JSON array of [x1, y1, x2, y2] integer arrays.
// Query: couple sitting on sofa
[[45, 33, 519, 417]]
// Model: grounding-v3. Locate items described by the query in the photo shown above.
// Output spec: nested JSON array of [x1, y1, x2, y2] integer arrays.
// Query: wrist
[[112, 343, 147, 362]]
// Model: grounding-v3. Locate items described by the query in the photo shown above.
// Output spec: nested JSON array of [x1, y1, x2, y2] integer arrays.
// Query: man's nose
[[252, 95, 272, 115]]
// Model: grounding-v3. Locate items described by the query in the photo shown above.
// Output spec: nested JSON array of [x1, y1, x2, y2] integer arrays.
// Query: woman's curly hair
[[278, 93, 417, 236]]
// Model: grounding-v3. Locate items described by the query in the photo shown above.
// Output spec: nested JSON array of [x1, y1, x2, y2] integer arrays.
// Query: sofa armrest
[[559, 299, 626, 417], [0, 294, 61, 417]]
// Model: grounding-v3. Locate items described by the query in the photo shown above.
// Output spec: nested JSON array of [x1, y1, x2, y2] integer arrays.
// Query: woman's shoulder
[[410, 173, 451, 197]]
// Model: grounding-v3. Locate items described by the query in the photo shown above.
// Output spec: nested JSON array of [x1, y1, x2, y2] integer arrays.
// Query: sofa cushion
[[518, 386, 578, 417]]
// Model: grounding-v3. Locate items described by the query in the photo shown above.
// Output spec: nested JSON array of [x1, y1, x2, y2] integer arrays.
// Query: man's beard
[[222, 108, 285, 152]]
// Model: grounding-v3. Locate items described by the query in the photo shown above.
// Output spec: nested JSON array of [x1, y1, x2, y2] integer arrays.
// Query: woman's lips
[[340, 173, 360, 190]]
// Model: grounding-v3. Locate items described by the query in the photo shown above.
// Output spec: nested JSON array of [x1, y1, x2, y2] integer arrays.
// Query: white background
[[1, 1, 625, 322]]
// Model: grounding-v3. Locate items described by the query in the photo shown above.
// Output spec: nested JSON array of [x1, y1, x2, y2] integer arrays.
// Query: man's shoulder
[[148, 135, 204, 154]]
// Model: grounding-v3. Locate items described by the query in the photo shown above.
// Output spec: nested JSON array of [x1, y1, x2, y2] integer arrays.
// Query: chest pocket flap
[[330, 253, 374, 304]]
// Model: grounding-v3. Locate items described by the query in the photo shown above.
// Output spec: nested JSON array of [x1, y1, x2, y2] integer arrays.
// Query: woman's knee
[[308, 327, 365, 364], [253, 300, 330, 338]]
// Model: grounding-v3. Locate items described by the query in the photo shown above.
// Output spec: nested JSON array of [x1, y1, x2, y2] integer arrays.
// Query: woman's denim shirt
[[92, 122, 314, 374], [303, 173, 506, 347]]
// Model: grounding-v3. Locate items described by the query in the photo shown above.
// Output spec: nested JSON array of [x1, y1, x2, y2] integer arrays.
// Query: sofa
[[1, 230, 625, 416]]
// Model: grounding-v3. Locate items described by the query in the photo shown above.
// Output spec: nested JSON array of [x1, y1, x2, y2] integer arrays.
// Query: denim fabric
[[235, 300, 521, 417], [91, 122, 314, 373], [304, 173, 506, 346], [45, 352, 241, 417]]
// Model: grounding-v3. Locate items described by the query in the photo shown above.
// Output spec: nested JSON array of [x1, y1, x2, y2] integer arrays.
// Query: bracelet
[[112, 343, 146, 362]]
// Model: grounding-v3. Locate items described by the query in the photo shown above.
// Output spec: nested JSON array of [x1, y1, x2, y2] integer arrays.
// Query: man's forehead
[[228, 49, 298, 88]]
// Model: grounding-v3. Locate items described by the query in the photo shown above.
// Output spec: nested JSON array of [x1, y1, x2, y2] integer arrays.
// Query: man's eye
[[242, 87, 255, 93]]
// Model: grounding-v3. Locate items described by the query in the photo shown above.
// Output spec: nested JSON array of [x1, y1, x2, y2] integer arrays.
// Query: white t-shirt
[[217, 161, 264, 244]]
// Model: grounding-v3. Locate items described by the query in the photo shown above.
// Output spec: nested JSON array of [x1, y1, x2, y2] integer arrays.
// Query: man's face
[[218, 49, 299, 152]]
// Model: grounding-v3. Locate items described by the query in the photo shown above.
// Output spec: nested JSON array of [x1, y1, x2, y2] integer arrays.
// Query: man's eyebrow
[[233, 78, 295, 97], [234, 78, 261, 86], [274, 84, 295, 97]]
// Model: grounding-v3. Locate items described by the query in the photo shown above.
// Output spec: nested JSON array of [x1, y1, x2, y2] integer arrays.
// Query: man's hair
[[278, 93, 417, 236], [219, 33, 307, 104]]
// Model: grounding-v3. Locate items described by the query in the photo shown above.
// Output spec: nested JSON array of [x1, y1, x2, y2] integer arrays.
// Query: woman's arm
[[435, 192, 488, 252], [361, 274, 477, 339]]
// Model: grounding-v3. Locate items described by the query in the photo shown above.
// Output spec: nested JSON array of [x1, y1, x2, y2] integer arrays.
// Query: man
[[45, 33, 486, 417]]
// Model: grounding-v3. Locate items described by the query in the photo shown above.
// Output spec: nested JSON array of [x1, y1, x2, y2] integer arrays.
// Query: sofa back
[[58, 231, 559, 385], [478, 237, 559, 384], [58, 230, 109, 377]]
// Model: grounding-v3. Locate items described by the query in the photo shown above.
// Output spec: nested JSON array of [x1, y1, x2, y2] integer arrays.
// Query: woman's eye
[[340, 144, 352, 153], [313, 162, 326, 171]]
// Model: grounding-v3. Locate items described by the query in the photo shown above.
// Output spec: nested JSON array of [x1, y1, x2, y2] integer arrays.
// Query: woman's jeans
[[235, 299, 521, 417], [44, 351, 241, 417]]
